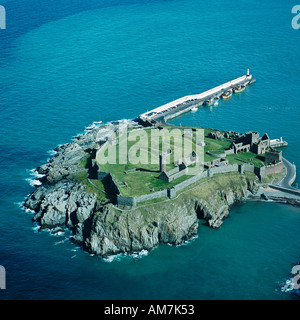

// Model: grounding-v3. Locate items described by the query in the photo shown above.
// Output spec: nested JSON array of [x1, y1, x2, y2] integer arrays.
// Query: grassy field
[[75, 171, 109, 202], [94, 126, 269, 198], [96, 127, 205, 196], [226, 151, 267, 167], [204, 137, 233, 151]]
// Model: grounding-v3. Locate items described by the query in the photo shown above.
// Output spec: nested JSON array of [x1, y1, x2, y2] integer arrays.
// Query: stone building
[[236, 131, 259, 146], [265, 149, 282, 164], [159, 163, 188, 182], [231, 131, 270, 155], [159, 149, 172, 173], [159, 151, 199, 182], [231, 142, 251, 154], [208, 131, 224, 140]]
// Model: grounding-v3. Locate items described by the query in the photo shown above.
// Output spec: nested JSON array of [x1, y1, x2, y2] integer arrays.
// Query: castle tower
[[159, 154, 167, 173]]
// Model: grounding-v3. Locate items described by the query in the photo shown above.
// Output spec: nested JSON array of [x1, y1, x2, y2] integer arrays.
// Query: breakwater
[[139, 71, 255, 124]]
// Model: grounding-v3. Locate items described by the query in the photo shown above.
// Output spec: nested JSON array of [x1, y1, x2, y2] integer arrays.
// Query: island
[[24, 73, 300, 258], [24, 120, 299, 258]]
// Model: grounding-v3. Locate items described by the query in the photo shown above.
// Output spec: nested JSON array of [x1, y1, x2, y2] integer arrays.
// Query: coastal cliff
[[82, 173, 259, 256], [24, 120, 260, 257]]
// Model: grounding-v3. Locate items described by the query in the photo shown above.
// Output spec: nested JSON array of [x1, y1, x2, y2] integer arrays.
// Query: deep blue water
[[0, 0, 300, 300]]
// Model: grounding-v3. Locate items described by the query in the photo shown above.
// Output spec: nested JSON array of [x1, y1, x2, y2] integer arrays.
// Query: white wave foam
[[103, 249, 150, 263], [54, 238, 68, 245], [84, 120, 103, 131], [14, 201, 24, 209], [32, 224, 41, 233], [132, 249, 149, 259], [25, 178, 42, 187], [25, 207, 35, 214], [47, 149, 57, 157], [14, 199, 33, 215], [52, 231, 65, 237], [103, 253, 125, 263], [167, 235, 198, 247], [25, 169, 45, 187], [28, 168, 45, 179], [280, 279, 294, 292]]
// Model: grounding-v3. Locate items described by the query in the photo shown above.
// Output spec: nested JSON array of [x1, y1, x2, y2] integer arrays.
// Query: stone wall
[[173, 170, 208, 193], [117, 195, 136, 207], [254, 166, 266, 181], [241, 163, 255, 173], [167, 187, 176, 199], [225, 149, 235, 156], [168, 168, 188, 182], [114, 162, 267, 207], [265, 161, 283, 175], [268, 185, 300, 197], [167, 166, 180, 176], [207, 151, 226, 158], [106, 173, 121, 200], [117, 189, 168, 207], [210, 164, 239, 175], [135, 189, 168, 203]]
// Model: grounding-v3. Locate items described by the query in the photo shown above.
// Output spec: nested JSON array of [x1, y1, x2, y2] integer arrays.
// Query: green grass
[[204, 137, 233, 153], [75, 171, 108, 202], [204, 153, 217, 162], [79, 155, 89, 168], [75, 155, 112, 202], [97, 127, 205, 196], [226, 152, 267, 167], [262, 172, 284, 184], [111, 167, 197, 197], [93, 125, 269, 199]]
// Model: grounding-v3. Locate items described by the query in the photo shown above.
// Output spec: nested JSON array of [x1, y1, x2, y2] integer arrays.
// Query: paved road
[[280, 157, 297, 189]]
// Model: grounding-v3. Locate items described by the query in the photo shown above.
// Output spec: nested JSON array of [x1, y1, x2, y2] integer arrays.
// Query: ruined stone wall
[[168, 168, 188, 182], [265, 162, 283, 175], [265, 150, 282, 164], [115, 163, 267, 207], [173, 170, 208, 192]]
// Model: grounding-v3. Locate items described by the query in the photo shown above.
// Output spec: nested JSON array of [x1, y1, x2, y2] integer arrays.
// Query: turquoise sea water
[[0, 0, 300, 300]]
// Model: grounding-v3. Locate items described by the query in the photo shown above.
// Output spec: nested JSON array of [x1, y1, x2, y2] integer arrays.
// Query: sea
[[0, 0, 300, 300]]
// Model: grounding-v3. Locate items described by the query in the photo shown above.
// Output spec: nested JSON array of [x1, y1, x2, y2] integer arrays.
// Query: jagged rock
[[82, 200, 198, 257], [261, 193, 269, 200], [40, 205, 66, 228]]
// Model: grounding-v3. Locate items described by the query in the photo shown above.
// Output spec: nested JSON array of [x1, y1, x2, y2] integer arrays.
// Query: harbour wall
[[163, 101, 204, 121], [139, 73, 254, 121], [268, 185, 300, 197]]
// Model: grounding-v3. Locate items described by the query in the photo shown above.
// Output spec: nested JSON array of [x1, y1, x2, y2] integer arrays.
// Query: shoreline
[[247, 186, 300, 207]]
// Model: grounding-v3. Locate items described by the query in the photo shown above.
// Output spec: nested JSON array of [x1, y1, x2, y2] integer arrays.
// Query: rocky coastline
[[24, 119, 271, 258]]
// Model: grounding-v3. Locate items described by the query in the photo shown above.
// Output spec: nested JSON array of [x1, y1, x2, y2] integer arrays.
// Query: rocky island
[[24, 116, 297, 258], [23, 72, 300, 259]]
